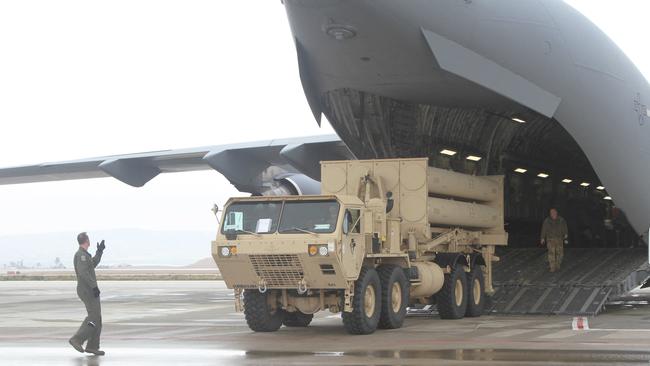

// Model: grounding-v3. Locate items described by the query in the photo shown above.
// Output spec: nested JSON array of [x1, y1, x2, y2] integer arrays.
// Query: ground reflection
[[73, 356, 101, 366], [245, 348, 650, 363]]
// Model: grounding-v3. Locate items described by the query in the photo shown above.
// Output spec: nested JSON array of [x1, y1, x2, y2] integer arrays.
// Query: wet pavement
[[1, 281, 650, 365]]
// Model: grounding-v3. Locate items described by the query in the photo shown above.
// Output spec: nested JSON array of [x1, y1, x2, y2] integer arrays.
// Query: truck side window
[[344, 209, 361, 234]]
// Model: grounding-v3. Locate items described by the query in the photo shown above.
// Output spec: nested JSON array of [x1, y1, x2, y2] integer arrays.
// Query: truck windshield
[[221, 201, 282, 234], [278, 200, 340, 234]]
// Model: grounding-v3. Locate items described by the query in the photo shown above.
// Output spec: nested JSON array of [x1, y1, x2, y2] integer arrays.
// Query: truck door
[[340, 208, 364, 279]]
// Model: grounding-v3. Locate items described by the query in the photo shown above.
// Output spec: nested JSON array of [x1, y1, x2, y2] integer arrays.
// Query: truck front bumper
[[212, 241, 348, 291]]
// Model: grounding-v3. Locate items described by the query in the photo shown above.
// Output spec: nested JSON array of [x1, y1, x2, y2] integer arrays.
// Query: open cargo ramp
[[488, 248, 649, 316]]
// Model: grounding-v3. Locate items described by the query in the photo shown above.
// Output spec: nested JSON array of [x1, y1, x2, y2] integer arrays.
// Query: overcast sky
[[0, 1, 648, 238]]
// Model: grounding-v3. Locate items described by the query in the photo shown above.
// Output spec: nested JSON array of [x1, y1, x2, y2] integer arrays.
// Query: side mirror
[[342, 209, 352, 235], [211, 204, 221, 227]]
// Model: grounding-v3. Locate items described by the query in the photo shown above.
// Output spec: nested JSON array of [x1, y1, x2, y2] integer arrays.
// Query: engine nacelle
[[259, 173, 321, 196]]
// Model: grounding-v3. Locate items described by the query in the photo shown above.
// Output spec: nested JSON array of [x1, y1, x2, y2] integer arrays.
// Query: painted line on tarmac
[[588, 328, 650, 332], [538, 330, 579, 339], [488, 329, 539, 338]]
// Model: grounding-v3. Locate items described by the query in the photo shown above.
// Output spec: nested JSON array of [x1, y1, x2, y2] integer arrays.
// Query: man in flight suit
[[540, 208, 569, 273], [68, 232, 106, 356]]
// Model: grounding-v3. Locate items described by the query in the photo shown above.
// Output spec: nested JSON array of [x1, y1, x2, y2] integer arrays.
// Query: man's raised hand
[[97, 240, 105, 252]]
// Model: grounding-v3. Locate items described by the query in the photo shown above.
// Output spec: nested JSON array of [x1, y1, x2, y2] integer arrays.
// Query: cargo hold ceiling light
[[580, 182, 590, 187], [597, 186, 605, 190], [466, 155, 482, 161], [511, 115, 527, 123], [562, 178, 573, 183], [537, 173, 549, 178], [514, 168, 527, 173], [440, 149, 457, 156], [604, 196, 613, 200]]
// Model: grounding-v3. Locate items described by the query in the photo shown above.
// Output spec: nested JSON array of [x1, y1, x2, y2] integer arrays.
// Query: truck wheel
[[243, 289, 282, 332], [377, 265, 409, 329], [465, 267, 485, 317], [282, 311, 313, 327], [342, 266, 382, 335], [437, 265, 468, 319]]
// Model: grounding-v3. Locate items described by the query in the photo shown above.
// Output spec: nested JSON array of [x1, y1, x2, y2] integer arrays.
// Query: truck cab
[[214, 195, 366, 294]]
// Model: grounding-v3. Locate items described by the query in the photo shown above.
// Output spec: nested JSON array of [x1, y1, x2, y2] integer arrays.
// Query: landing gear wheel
[[342, 266, 382, 335], [281, 311, 313, 327], [437, 265, 468, 319], [465, 267, 485, 317], [243, 289, 282, 332], [377, 265, 409, 329]]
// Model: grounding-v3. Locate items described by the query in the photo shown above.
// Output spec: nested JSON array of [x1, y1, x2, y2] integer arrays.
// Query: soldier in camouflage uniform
[[68, 232, 106, 356], [540, 208, 568, 272]]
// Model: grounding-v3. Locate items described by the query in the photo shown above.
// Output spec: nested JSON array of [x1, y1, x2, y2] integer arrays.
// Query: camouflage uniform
[[70, 247, 103, 351], [541, 216, 568, 272]]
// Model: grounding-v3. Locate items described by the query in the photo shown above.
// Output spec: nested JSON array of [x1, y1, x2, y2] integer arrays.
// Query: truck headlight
[[308, 245, 318, 256], [219, 246, 236, 257], [308, 244, 329, 257], [318, 245, 329, 256]]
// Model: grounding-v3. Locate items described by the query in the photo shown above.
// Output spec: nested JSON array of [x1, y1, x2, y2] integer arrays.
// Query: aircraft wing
[[0, 135, 354, 195]]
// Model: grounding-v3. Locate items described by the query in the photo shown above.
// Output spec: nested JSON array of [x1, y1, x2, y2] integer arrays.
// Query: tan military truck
[[212, 158, 506, 334]]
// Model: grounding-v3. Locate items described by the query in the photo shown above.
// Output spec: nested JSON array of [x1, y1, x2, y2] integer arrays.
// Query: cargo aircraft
[[1, 1, 648, 297]]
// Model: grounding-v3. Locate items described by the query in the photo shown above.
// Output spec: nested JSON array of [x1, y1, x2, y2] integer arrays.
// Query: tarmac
[[1, 281, 650, 365]]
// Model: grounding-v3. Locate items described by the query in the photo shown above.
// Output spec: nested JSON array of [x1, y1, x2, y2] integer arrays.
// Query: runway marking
[[599, 330, 650, 339], [588, 328, 650, 332], [210, 330, 254, 336], [538, 330, 581, 339], [105, 326, 171, 336], [487, 328, 540, 338], [472, 319, 546, 330]]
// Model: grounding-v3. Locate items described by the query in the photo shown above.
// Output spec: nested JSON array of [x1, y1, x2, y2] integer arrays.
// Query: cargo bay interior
[[322, 88, 640, 249]]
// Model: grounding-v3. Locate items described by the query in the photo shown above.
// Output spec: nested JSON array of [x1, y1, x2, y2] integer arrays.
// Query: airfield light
[[580, 182, 590, 187], [514, 168, 527, 174], [466, 155, 482, 161], [562, 179, 573, 183], [440, 149, 457, 156], [537, 173, 549, 178]]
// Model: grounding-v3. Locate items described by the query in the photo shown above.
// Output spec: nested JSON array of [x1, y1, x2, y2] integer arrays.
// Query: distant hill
[[0, 229, 216, 268], [188, 257, 217, 268]]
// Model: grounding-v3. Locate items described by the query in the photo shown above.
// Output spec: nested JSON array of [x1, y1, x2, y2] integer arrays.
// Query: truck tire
[[243, 289, 282, 332], [342, 266, 382, 335], [437, 265, 468, 319], [282, 311, 313, 327], [377, 265, 409, 329], [465, 267, 485, 317]]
